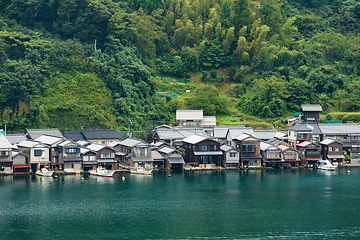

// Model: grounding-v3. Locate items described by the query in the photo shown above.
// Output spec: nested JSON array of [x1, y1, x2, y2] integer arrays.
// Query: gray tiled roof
[[63, 132, 86, 141], [287, 123, 313, 131], [81, 129, 121, 140], [229, 127, 254, 139], [119, 138, 142, 147], [213, 127, 229, 138], [155, 127, 206, 140], [220, 144, 239, 152]]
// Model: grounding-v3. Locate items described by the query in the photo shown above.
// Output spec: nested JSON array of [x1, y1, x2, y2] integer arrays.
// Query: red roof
[[13, 164, 29, 168], [296, 140, 314, 148]]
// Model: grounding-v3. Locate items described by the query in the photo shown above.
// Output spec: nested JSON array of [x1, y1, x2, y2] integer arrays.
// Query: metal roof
[[0, 134, 13, 149], [176, 110, 203, 121], [58, 140, 72, 147], [119, 138, 142, 147], [151, 150, 165, 160], [253, 130, 275, 140], [220, 144, 239, 152], [235, 133, 258, 142], [319, 123, 360, 135], [5, 134, 27, 145], [182, 135, 207, 144], [76, 140, 90, 147], [229, 127, 254, 139], [81, 129, 121, 140], [213, 128, 229, 138], [301, 104, 322, 112], [296, 140, 315, 147], [35, 135, 64, 145], [319, 139, 336, 145], [17, 140, 42, 148], [168, 157, 185, 164], [86, 143, 106, 151], [155, 127, 206, 140], [26, 128, 63, 139], [287, 123, 313, 131], [193, 151, 223, 156], [200, 116, 216, 126], [158, 146, 176, 154], [107, 141, 122, 147]]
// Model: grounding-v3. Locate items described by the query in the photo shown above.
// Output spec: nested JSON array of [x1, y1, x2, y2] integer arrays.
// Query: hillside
[[0, 0, 359, 132]]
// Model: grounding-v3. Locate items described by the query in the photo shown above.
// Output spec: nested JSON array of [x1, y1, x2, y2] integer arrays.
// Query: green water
[[1, 168, 360, 239]]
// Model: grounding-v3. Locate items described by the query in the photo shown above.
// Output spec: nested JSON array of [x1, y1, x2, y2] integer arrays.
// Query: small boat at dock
[[89, 167, 115, 178], [130, 166, 152, 175], [317, 160, 337, 171], [35, 168, 54, 177]]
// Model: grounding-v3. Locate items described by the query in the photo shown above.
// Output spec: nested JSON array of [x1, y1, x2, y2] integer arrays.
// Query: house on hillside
[[278, 144, 300, 167], [86, 143, 117, 170], [300, 104, 322, 123], [58, 140, 82, 173], [182, 135, 222, 168], [157, 145, 185, 170], [35, 135, 65, 170]]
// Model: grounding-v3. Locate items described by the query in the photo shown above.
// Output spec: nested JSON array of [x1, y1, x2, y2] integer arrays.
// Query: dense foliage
[[1, 0, 360, 131]]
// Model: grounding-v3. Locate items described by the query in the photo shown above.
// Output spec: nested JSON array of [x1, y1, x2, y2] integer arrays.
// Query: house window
[[53, 156, 58, 162], [267, 151, 277, 158], [242, 144, 255, 152], [34, 149, 42, 156], [52, 147, 57, 152], [100, 153, 111, 158], [139, 148, 147, 156], [250, 160, 257, 166], [332, 147, 339, 152], [83, 156, 96, 161], [66, 148, 79, 154], [214, 145, 217, 150], [230, 153, 237, 157], [1, 151, 9, 156], [199, 145, 210, 151]]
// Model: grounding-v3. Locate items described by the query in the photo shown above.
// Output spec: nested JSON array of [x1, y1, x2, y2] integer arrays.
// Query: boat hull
[[130, 170, 152, 175], [89, 171, 115, 178], [35, 171, 54, 177]]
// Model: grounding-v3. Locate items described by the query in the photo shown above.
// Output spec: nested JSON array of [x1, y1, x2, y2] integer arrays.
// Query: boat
[[317, 160, 338, 171], [89, 167, 115, 178], [35, 168, 54, 177], [130, 166, 152, 175]]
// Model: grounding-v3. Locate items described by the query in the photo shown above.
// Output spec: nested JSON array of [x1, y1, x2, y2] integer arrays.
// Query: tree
[[220, 0, 232, 29], [231, 0, 250, 31]]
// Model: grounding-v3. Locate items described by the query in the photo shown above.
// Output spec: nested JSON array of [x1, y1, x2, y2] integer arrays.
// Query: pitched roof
[[200, 116, 216, 126], [301, 104, 322, 112], [213, 127, 229, 138], [26, 128, 63, 139], [287, 123, 313, 131], [319, 138, 341, 145], [35, 135, 64, 145], [119, 138, 142, 147], [86, 143, 106, 151], [318, 123, 360, 135], [63, 132, 86, 141], [5, 134, 27, 145], [253, 130, 275, 140], [0, 134, 13, 149], [107, 141, 122, 147], [81, 129, 121, 140], [220, 144, 239, 152], [151, 150, 165, 160], [158, 146, 176, 154], [154, 127, 206, 140], [182, 135, 207, 144], [229, 127, 254, 139], [235, 133, 259, 142], [274, 131, 287, 139], [17, 140, 45, 148], [176, 110, 203, 121], [296, 140, 315, 147]]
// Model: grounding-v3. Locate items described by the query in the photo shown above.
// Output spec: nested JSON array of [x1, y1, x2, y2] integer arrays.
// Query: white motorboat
[[317, 160, 337, 171], [89, 167, 115, 178], [130, 166, 152, 175], [35, 168, 54, 177]]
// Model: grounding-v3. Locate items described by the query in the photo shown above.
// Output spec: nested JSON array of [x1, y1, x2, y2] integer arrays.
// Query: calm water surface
[[1, 168, 360, 239]]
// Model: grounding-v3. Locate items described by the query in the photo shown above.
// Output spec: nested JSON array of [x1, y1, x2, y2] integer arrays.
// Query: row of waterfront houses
[[0, 106, 359, 173]]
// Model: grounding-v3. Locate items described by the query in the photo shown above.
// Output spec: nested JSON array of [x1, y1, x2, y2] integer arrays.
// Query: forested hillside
[[0, 0, 360, 132]]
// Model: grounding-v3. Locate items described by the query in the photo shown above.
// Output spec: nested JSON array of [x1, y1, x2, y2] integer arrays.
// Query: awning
[[63, 157, 83, 162], [327, 154, 345, 159], [194, 151, 223, 156], [132, 157, 153, 162], [83, 161, 96, 165], [13, 164, 29, 168], [97, 159, 117, 163], [168, 157, 185, 164]]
